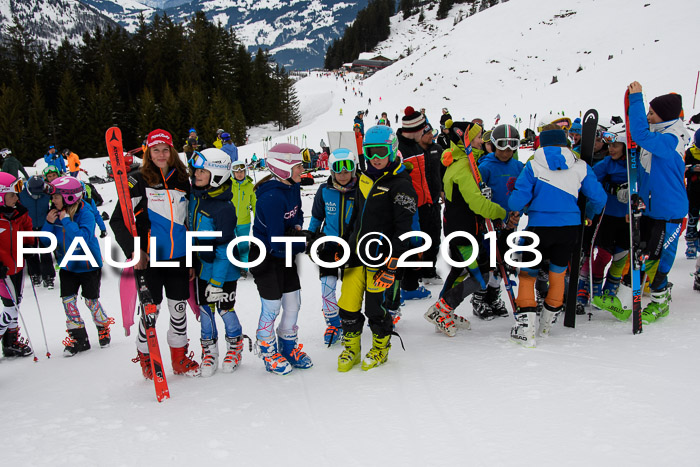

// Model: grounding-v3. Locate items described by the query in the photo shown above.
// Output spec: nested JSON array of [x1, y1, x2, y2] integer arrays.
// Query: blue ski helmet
[[363, 125, 399, 162]]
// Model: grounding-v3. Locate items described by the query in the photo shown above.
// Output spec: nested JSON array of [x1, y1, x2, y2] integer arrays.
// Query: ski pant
[[60, 269, 109, 330], [337, 266, 393, 338], [686, 184, 700, 242], [136, 261, 190, 353], [623, 216, 683, 292], [195, 277, 241, 340], [0, 272, 23, 337], [26, 253, 55, 281], [517, 225, 578, 309], [439, 243, 488, 310], [592, 215, 629, 282], [235, 223, 252, 267], [419, 203, 441, 278], [319, 266, 340, 326], [251, 255, 301, 342]]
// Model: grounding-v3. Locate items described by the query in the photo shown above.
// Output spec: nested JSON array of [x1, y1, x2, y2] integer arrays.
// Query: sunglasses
[[363, 145, 391, 160], [494, 138, 520, 151], [332, 159, 356, 173]]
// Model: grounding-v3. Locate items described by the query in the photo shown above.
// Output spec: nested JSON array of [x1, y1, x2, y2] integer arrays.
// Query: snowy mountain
[[0, 0, 118, 49]]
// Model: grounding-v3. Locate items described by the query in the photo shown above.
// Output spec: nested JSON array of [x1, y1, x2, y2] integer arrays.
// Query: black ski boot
[[471, 289, 494, 320], [485, 285, 509, 318], [63, 327, 91, 357], [96, 318, 115, 348], [2, 327, 34, 357]]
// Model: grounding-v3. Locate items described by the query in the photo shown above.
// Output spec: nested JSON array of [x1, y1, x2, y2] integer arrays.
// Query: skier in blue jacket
[[508, 124, 606, 347], [189, 148, 249, 377], [596, 83, 690, 324], [308, 148, 357, 345], [43, 146, 67, 173], [19, 175, 56, 288]]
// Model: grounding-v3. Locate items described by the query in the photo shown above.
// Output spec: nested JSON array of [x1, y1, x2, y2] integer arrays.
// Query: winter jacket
[[18, 189, 50, 230], [0, 205, 33, 275], [41, 201, 102, 273], [422, 142, 444, 203], [1, 155, 29, 179], [592, 156, 628, 218], [345, 160, 417, 268], [231, 176, 256, 225], [355, 132, 363, 157], [67, 152, 80, 173], [685, 146, 700, 199], [629, 92, 690, 221], [253, 178, 304, 258], [44, 152, 66, 173], [189, 180, 240, 287], [477, 152, 524, 216], [508, 145, 606, 227], [397, 129, 432, 207], [86, 198, 106, 232], [308, 176, 357, 238], [353, 116, 364, 136], [442, 142, 506, 242], [110, 169, 190, 261], [220, 142, 239, 162]]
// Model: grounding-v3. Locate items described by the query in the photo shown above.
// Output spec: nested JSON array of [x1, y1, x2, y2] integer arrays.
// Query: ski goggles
[[232, 164, 247, 172], [189, 150, 208, 169], [494, 138, 520, 151], [600, 131, 620, 144], [0, 178, 24, 194], [332, 159, 356, 173], [301, 149, 312, 163], [538, 117, 572, 132], [363, 144, 392, 160]]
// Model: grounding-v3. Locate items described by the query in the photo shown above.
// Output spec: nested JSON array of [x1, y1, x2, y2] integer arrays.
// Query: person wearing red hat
[[111, 129, 200, 378], [596, 83, 691, 324]]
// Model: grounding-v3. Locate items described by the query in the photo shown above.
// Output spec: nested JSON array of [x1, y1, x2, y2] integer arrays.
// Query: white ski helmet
[[329, 148, 357, 176], [266, 143, 304, 180], [189, 148, 232, 188], [537, 112, 572, 133], [604, 123, 627, 145]]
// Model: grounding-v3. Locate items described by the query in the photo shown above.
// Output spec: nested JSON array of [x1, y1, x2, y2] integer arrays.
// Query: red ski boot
[[170, 344, 200, 376]]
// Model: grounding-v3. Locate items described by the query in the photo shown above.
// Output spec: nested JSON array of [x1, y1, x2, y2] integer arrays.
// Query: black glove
[[0, 265, 8, 280], [285, 228, 315, 242], [100, 230, 108, 238]]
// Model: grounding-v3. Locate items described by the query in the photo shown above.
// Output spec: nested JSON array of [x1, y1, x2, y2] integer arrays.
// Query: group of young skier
[[1, 82, 698, 381]]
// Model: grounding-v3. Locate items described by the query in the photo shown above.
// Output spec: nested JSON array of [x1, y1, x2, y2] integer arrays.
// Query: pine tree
[[204, 87, 233, 145], [161, 82, 182, 144], [231, 100, 247, 146], [0, 80, 27, 159], [437, 0, 454, 19], [137, 87, 158, 141], [26, 81, 50, 162], [56, 70, 82, 153]]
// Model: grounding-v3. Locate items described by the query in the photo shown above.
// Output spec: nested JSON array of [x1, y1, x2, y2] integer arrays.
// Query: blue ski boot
[[401, 286, 432, 301], [255, 338, 292, 375], [278, 329, 313, 369]]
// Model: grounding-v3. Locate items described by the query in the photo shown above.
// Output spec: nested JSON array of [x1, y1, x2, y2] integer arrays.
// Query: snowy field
[[4, 0, 700, 465]]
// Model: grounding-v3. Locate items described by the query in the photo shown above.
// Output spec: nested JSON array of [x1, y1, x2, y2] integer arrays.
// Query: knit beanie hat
[[649, 93, 683, 122], [539, 129, 569, 147], [445, 120, 482, 146], [402, 106, 426, 132]]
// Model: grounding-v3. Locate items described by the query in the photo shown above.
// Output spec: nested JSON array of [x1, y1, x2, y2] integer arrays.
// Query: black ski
[[564, 109, 598, 328]]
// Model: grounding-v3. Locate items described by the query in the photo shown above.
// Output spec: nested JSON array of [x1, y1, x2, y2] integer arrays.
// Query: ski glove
[[100, 230, 108, 238], [0, 265, 7, 279], [373, 257, 399, 289], [205, 284, 227, 303], [616, 186, 629, 204]]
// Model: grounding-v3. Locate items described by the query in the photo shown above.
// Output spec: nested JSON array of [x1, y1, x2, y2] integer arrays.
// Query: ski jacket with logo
[[477, 152, 524, 216], [231, 176, 256, 225], [41, 201, 102, 273], [442, 142, 506, 243], [629, 92, 690, 221], [189, 180, 240, 287], [110, 169, 190, 261], [591, 156, 628, 218], [508, 145, 606, 227], [345, 161, 417, 268], [308, 176, 357, 238], [253, 177, 304, 258], [0, 205, 33, 275], [397, 129, 432, 207]]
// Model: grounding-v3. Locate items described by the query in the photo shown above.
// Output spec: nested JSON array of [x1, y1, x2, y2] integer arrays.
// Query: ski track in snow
[[5, 0, 700, 464]]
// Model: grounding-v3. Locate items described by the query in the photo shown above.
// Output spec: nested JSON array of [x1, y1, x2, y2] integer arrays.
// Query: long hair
[[65, 200, 81, 220], [141, 145, 189, 186]]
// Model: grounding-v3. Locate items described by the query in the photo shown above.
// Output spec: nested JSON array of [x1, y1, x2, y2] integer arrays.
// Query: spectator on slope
[[44, 145, 66, 174], [0, 148, 29, 179], [354, 111, 365, 137], [219, 132, 238, 162], [63, 149, 81, 178]]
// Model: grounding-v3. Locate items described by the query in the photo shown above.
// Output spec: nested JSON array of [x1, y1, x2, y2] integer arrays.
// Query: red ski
[[105, 127, 170, 402]]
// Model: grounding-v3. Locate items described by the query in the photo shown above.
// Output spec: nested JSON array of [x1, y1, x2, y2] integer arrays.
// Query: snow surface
[[4, 0, 700, 465]]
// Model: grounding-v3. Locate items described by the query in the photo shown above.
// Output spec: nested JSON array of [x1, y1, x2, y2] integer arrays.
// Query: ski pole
[[29, 278, 51, 358], [2, 277, 38, 362]]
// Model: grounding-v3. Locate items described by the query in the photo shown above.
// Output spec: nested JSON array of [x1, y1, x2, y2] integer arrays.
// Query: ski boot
[[200, 338, 219, 378], [362, 333, 391, 371], [641, 284, 672, 324], [30, 275, 41, 287], [2, 327, 33, 357], [485, 285, 509, 318], [593, 283, 633, 321], [686, 238, 698, 260], [337, 331, 362, 372], [401, 286, 432, 301], [255, 338, 292, 375], [539, 303, 563, 337], [511, 308, 537, 348], [694, 271, 700, 292], [43, 278, 54, 290], [591, 278, 604, 301], [575, 275, 590, 315], [132, 350, 152, 380], [388, 308, 402, 327], [222, 335, 249, 373], [170, 344, 201, 376], [424, 298, 457, 337], [62, 327, 91, 357], [323, 314, 343, 346], [470, 289, 494, 320], [278, 329, 313, 369], [96, 317, 115, 348]]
